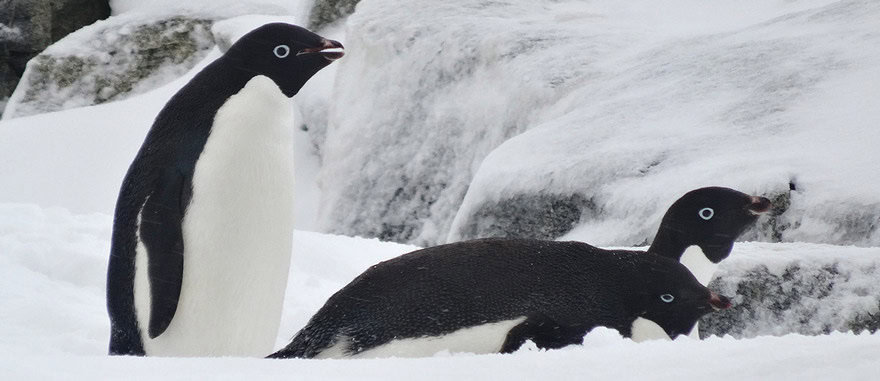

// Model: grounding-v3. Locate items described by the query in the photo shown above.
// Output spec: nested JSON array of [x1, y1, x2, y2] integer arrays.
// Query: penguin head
[[634, 256, 732, 338], [649, 187, 771, 263], [225, 23, 344, 97]]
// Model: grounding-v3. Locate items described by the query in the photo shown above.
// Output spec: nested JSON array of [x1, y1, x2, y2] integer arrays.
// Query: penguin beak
[[747, 196, 772, 215], [709, 292, 732, 311], [298, 39, 345, 61]]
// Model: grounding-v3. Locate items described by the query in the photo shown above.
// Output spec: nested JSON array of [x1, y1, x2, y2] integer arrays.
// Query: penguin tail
[[266, 325, 338, 359]]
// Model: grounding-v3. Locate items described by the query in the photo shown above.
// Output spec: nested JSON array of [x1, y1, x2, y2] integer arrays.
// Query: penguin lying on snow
[[269, 239, 731, 359], [269, 187, 767, 359], [106, 23, 343, 357]]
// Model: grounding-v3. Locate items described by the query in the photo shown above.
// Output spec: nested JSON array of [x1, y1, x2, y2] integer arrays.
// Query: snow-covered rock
[[317, 0, 880, 247], [701, 243, 880, 338], [308, 0, 360, 29], [0, 0, 110, 118], [108, 0, 303, 17], [3, 14, 215, 119], [318, 0, 583, 244]]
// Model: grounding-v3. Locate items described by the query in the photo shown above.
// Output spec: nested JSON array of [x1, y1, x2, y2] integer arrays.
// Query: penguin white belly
[[679, 245, 718, 287], [135, 76, 295, 357], [679, 245, 718, 340], [630, 317, 672, 343], [316, 317, 527, 359]]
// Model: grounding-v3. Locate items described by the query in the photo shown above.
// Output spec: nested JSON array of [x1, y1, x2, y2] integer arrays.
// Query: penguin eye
[[273, 45, 290, 58], [698, 207, 714, 220], [660, 294, 675, 303]]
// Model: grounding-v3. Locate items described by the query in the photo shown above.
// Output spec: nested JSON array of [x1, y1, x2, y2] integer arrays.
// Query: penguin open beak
[[747, 196, 772, 215], [298, 39, 345, 61], [709, 292, 732, 311]]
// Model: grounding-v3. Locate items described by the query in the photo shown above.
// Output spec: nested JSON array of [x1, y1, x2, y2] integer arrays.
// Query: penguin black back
[[269, 238, 729, 359], [106, 23, 343, 356]]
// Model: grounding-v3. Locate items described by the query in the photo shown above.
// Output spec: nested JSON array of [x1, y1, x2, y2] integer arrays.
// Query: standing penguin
[[268, 238, 731, 359], [106, 23, 343, 357], [647, 187, 771, 286]]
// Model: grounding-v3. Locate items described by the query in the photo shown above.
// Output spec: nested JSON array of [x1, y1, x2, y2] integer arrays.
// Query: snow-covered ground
[[2, 0, 880, 379], [1, 204, 879, 379]]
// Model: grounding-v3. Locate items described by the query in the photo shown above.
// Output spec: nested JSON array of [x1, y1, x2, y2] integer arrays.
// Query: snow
[[314, 0, 880, 246], [0, 50, 214, 214], [109, 0, 311, 19], [2, 13, 217, 119], [0, 23, 21, 41], [706, 242, 880, 338], [4, 332, 880, 379], [1, 203, 879, 379], [2, 0, 880, 378]]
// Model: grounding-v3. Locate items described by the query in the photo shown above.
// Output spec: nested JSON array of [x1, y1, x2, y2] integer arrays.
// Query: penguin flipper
[[139, 169, 192, 339], [499, 314, 588, 353]]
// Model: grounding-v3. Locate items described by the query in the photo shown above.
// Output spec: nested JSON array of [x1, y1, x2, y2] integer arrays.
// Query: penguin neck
[[648, 228, 717, 286], [151, 58, 256, 142], [647, 226, 690, 262], [199, 57, 257, 100], [678, 246, 717, 286]]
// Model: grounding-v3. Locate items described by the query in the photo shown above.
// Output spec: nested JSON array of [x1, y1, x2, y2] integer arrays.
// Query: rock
[[0, 0, 110, 117], [308, 0, 360, 30], [452, 193, 595, 241], [49, 0, 111, 42], [699, 243, 880, 338], [4, 14, 215, 119]]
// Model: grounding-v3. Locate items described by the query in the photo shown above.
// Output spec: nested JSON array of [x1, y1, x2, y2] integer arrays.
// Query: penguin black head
[[633, 256, 732, 338], [649, 187, 771, 263], [224, 23, 344, 97]]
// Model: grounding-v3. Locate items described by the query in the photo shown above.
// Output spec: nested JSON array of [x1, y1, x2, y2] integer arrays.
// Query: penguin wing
[[138, 169, 192, 338]]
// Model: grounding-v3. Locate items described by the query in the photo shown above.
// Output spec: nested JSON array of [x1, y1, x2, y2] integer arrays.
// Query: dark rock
[[741, 188, 794, 242], [308, 0, 360, 30], [454, 193, 595, 241], [49, 0, 111, 42], [0, 0, 110, 117], [372, 175, 448, 243], [700, 255, 880, 338]]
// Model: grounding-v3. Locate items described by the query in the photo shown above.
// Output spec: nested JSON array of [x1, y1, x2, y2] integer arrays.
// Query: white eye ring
[[273, 45, 290, 58], [660, 294, 675, 303], [698, 207, 714, 220]]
